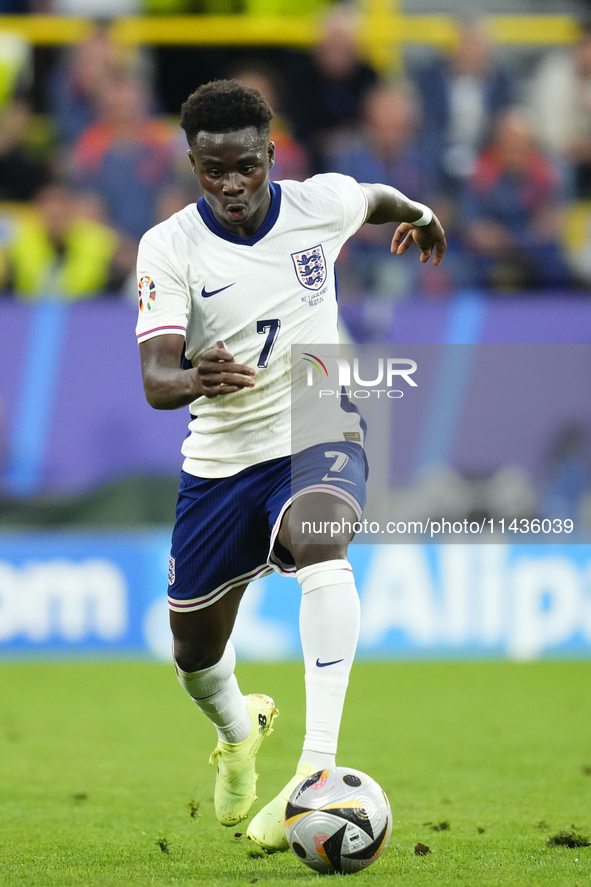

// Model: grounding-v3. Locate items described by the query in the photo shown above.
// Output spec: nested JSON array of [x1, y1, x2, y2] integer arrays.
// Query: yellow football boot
[[246, 761, 318, 851], [209, 693, 278, 827]]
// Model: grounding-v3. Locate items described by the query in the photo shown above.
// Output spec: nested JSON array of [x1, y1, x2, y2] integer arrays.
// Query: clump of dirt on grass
[[547, 829, 590, 848], [155, 836, 170, 854], [431, 821, 450, 831], [414, 843, 431, 856], [187, 797, 200, 819]]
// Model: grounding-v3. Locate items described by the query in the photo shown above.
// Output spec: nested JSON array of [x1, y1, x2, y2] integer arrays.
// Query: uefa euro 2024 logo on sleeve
[[292, 245, 327, 290], [138, 275, 156, 311]]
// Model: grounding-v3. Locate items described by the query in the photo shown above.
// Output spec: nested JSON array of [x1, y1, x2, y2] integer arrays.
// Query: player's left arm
[[360, 183, 447, 265]]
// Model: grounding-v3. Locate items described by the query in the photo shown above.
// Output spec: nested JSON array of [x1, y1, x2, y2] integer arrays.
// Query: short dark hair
[[180, 79, 273, 144]]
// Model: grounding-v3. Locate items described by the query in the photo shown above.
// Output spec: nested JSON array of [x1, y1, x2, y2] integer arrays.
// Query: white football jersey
[[136, 173, 368, 478]]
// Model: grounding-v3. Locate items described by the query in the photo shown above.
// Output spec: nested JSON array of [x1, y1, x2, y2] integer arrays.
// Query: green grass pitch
[[0, 660, 590, 886]]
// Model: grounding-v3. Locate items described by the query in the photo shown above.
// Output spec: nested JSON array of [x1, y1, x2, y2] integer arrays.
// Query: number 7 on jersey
[[257, 318, 281, 368]]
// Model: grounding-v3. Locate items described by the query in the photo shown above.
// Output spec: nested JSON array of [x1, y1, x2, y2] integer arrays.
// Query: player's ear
[[187, 148, 198, 177], [267, 141, 275, 169]]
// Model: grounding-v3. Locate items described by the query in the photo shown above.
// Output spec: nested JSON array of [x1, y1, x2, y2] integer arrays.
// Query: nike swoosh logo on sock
[[201, 283, 236, 298], [316, 658, 344, 667]]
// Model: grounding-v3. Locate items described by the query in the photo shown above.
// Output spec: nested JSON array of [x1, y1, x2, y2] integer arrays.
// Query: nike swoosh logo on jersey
[[201, 283, 236, 298], [316, 657, 344, 668]]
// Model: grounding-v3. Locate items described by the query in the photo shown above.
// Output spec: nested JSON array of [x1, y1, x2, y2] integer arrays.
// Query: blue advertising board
[[1, 533, 590, 661]]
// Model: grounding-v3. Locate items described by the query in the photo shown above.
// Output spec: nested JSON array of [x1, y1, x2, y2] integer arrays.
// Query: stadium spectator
[[47, 25, 138, 148], [286, 8, 378, 172], [0, 32, 49, 201], [328, 84, 429, 299], [0, 182, 126, 299], [230, 62, 309, 182], [329, 84, 426, 203], [413, 19, 515, 197], [540, 425, 591, 525], [71, 74, 177, 241], [460, 108, 572, 291], [529, 26, 591, 198], [0, 101, 49, 201], [562, 197, 591, 285]]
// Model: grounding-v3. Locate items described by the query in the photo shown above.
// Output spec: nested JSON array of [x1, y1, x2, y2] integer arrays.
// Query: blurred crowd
[[1, 9, 591, 301]]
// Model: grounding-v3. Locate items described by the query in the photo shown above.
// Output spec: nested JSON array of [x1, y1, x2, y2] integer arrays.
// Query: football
[[284, 766, 392, 874]]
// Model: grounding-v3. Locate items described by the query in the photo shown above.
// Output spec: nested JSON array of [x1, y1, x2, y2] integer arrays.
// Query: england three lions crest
[[291, 244, 327, 291]]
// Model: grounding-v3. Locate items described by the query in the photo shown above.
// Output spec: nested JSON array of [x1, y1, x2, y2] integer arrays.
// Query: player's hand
[[196, 340, 256, 398], [391, 216, 447, 265]]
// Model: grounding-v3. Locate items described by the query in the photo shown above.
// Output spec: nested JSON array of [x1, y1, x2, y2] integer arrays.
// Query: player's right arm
[[136, 225, 256, 409], [140, 336, 255, 409]]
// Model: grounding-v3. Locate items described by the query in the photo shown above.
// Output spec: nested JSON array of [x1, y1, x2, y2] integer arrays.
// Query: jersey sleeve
[[310, 173, 369, 247], [135, 228, 189, 344]]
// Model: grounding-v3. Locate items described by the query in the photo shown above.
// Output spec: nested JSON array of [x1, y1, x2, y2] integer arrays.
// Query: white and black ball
[[284, 766, 392, 875]]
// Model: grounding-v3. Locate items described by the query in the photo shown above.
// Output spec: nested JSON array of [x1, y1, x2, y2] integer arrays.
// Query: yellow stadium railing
[[0, 11, 582, 73]]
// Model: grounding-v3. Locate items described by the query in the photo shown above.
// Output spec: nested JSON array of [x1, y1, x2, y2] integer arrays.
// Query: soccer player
[[136, 80, 446, 852]]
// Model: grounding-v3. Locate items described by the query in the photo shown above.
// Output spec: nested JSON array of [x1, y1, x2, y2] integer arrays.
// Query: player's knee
[[284, 497, 357, 552], [290, 518, 354, 554], [290, 542, 349, 570], [169, 605, 236, 672], [173, 638, 225, 673]]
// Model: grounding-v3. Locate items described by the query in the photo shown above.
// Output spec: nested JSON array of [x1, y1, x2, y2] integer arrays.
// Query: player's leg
[[247, 492, 360, 850], [281, 493, 360, 773], [171, 584, 251, 741], [171, 590, 278, 828], [169, 468, 282, 827]]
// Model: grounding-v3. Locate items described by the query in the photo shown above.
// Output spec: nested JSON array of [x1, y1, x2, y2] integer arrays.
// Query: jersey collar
[[196, 182, 282, 246]]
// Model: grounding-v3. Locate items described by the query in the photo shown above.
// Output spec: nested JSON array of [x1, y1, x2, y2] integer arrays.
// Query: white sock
[[296, 559, 360, 771], [174, 641, 251, 744]]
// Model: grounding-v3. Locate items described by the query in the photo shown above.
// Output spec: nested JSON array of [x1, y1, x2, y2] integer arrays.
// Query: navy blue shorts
[[167, 442, 367, 612]]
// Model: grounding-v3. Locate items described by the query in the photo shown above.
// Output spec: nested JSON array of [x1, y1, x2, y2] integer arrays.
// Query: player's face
[[188, 127, 275, 237]]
